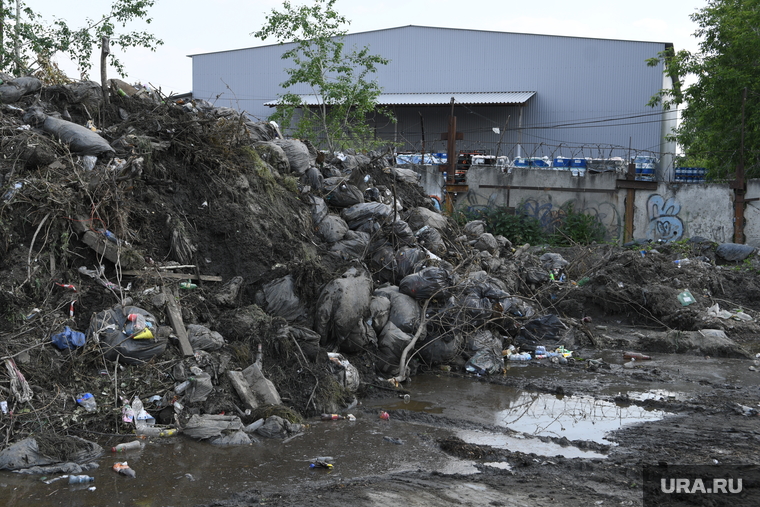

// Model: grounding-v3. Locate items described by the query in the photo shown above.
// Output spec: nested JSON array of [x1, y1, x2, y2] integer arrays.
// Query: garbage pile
[[1, 74, 759, 474]]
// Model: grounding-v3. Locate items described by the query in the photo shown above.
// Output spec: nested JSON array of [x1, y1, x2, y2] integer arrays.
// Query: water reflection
[[493, 392, 667, 443]]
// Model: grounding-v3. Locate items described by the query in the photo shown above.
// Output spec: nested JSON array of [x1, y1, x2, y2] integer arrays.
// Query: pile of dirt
[[1, 76, 759, 478]]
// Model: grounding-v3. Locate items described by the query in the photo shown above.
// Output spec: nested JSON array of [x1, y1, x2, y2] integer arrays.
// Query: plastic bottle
[[158, 428, 178, 437], [122, 403, 134, 423], [175, 380, 192, 394], [132, 397, 145, 429], [68, 475, 94, 484], [321, 414, 345, 421], [180, 280, 197, 289], [127, 313, 146, 330], [77, 393, 97, 413], [112, 440, 142, 452]]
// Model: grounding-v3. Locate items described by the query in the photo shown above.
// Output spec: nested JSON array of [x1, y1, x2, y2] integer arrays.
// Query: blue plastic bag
[[51, 326, 86, 350]]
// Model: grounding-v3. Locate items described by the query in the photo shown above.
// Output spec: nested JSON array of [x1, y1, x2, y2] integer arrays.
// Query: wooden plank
[[615, 179, 658, 190], [163, 287, 194, 357], [121, 271, 223, 282], [226, 370, 259, 410], [81, 230, 121, 265]]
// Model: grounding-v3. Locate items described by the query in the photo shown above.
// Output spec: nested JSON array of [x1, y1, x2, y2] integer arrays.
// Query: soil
[[1, 79, 759, 506]]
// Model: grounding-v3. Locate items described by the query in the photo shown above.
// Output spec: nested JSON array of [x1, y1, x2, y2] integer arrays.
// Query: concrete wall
[[632, 183, 733, 244], [415, 165, 744, 245], [744, 180, 760, 247]]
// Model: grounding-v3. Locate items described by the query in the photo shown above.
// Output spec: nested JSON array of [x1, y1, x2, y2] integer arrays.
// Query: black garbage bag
[[0, 436, 102, 471], [415, 225, 446, 255], [87, 305, 165, 365], [272, 139, 311, 174], [324, 180, 364, 208], [369, 296, 391, 334], [465, 348, 504, 375], [465, 329, 502, 353], [515, 314, 565, 351], [375, 286, 422, 334], [458, 283, 510, 327], [395, 247, 427, 281], [315, 266, 375, 352], [255, 275, 308, 324], [416, 327, 463, 365], [341, 202, 393, 234], [186, 324, 225, 351], [370, 245, 397, 284], [306, 195, 329, 226], [376, 322, 413, 375], [390, 220, 416, 247], [317, 214, 349, 243], [0, 76, 42, 103], [399, 266, 451, 300], [716, 243, 756, 262], [302, 166, 324, 191], [328, 230, 370, 260], [23, 107, 115, 157]]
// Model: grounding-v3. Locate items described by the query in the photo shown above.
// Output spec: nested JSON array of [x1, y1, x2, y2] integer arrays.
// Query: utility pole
[[445, 97, 456, 183], [733, 88, 747, 244]]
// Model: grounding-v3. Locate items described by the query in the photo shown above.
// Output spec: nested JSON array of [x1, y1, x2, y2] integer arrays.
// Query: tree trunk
[[100, 36, 110, 106]]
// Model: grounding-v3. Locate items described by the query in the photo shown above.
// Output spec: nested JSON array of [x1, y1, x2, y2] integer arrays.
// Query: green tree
[[0, 0, 162, 80], [253, 0, 393, 153], [648, 0, 760, 179]]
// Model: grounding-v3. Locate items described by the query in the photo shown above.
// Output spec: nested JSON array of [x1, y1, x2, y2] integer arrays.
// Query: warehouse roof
[[264, 91, 536, 107]]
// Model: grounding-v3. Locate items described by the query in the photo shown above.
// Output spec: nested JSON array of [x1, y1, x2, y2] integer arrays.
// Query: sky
[[29, 0, 707, 96]]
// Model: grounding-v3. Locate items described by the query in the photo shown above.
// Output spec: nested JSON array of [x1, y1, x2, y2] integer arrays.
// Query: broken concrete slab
[[227, 370, 259, 410], [243, 363, 282, 406]]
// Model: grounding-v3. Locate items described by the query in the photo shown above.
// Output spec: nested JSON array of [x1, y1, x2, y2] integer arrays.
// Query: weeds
[[456, 203, 606, 246]]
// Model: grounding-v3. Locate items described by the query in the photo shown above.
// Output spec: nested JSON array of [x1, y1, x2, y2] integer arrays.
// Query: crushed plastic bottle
[[76, 393, 97, 413], [68, 474, 94, 484]]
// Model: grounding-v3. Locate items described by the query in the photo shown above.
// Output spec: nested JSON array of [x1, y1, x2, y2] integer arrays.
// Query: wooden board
[[163, 287, 194, 357], [121, 271, 223, 282]]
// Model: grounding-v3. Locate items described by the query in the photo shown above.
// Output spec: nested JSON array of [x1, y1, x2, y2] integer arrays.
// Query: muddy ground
[[1, 77, 759, 506]]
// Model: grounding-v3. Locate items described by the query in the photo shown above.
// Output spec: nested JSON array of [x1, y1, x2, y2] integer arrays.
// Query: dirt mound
[[1, 80, 759, 459]]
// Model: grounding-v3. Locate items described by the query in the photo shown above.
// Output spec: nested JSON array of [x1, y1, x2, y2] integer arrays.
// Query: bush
[[456, 203, 605, 247], [550, 204, 606, 246], [457, 206, 547, 245]]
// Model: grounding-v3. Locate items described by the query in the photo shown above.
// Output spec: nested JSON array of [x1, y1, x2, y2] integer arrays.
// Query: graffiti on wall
[[646, 194, 684, 242], [519, 196, 623, 241], [459, 189, 623, 241]]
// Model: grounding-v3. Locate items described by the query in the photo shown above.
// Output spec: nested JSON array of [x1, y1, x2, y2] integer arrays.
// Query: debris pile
[[1, 74, 759, 474]]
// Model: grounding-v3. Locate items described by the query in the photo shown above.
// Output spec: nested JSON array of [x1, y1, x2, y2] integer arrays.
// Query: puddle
[[492, 391, 668, 444], [457, 429, 606, 459], [1, 366, 683, 506], [367, 374, 672, 448]]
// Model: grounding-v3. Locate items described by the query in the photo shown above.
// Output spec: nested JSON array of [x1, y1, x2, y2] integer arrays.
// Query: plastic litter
[[113, 461, 136, 478], [76, 393, 97, 413], [51, 326, 86, 350]]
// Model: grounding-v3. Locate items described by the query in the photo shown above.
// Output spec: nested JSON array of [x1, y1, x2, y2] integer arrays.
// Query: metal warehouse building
[[190, 25, 677, 170]]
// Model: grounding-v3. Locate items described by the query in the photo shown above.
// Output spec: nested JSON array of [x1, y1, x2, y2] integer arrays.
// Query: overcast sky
[[30, 0, 706, 95]]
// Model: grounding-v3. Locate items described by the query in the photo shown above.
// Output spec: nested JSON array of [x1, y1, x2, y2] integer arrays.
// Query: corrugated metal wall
[[191, 26, 671, 161]]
